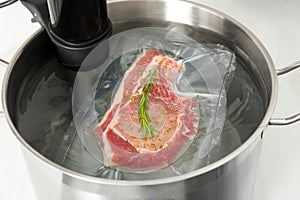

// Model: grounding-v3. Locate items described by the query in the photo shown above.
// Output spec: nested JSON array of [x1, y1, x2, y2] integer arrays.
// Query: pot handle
[[269, 61, 300, 125], [0, 58, 9, 118], [0, 0, 18, 8]]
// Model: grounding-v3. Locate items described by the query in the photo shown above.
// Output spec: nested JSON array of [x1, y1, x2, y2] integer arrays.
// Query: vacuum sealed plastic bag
[[72, 27, 236, 173]]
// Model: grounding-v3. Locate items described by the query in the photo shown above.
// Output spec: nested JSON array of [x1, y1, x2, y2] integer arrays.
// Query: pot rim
[[2, 0, 278, 186]]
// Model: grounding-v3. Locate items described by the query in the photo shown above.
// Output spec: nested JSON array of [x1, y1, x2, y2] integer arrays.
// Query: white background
[[0, 0, 300, 199]]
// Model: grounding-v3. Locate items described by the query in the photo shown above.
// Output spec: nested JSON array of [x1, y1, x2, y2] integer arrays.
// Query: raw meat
[[94, 49, 200, 171]]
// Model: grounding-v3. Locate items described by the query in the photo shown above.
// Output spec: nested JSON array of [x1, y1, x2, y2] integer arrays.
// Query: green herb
[[138, 68, 157, 138]]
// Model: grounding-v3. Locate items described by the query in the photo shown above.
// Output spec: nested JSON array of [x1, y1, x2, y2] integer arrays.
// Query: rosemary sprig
[[138, 68, 157, 138]]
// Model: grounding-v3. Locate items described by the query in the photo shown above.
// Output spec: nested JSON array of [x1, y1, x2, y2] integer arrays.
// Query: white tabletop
[[0, 1, 299, 200]]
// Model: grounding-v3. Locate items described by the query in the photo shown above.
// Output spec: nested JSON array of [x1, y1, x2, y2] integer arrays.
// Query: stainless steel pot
[[1, 0, 300, 200]]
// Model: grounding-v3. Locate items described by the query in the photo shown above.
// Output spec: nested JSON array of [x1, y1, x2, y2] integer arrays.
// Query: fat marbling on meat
[[94, 50, 200, 171]]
